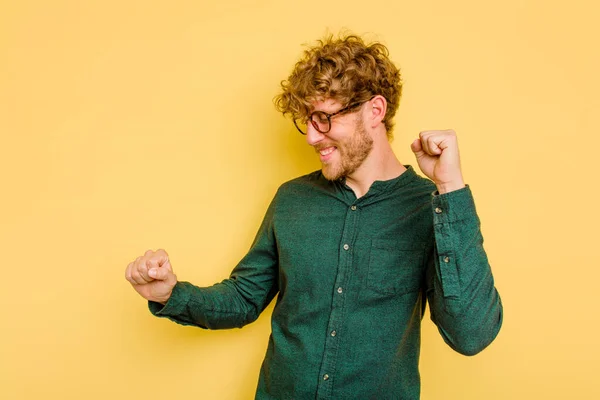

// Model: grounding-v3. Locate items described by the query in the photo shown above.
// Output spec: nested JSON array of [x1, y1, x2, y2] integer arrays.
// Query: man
[[125, 33, 503, 399]]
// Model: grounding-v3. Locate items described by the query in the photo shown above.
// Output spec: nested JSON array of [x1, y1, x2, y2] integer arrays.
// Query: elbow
[[452, 338, 492, 357], [450, 308, 503, 356], [439, 299, 504, 356]]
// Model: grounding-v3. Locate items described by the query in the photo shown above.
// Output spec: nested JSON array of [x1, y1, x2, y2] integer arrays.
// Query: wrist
[[436, 180, 465, 194], [153, 290, 174, 305]]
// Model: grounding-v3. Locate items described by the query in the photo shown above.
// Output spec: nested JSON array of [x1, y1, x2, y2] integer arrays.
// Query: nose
[[305, 123, 325, 146]]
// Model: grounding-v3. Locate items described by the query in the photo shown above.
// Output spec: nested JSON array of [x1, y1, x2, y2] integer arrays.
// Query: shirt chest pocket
[[366, 239, 425, 296]]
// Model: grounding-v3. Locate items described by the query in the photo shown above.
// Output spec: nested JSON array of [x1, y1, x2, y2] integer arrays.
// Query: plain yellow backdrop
[[1, 0, 599, 399]]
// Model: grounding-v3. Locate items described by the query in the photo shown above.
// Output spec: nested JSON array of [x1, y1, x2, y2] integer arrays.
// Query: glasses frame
[[293, 98, 370, 135]]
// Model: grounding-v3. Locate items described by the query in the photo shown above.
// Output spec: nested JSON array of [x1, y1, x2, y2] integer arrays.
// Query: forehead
[[310, 98, 344, 113]]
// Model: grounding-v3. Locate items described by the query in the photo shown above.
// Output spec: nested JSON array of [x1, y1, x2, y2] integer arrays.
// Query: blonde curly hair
[[274, 33, 403, 139]]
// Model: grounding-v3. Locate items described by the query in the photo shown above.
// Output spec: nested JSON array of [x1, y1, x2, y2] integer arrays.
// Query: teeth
[[320, 147, 335, 156]]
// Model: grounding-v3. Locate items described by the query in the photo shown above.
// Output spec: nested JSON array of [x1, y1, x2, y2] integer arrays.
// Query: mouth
[[317, 146, 337, 162]]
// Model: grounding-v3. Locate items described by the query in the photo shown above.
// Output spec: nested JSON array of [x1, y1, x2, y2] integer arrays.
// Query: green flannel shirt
[[149, 165, 503, 399]]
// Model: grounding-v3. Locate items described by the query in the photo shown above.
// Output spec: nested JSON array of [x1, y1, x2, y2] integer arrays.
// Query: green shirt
[[149, 165, 503, 399]]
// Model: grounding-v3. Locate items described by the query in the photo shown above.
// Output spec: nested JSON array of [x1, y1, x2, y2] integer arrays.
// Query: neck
[[345, 139, 406, 198]]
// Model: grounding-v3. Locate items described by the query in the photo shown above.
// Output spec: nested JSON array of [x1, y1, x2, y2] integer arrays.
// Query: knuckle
[[134, 272, 147, 283], [144, 249, 154, 257]]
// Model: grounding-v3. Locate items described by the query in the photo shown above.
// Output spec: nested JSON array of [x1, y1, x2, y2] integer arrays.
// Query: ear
[[368, 95, 387, 129]]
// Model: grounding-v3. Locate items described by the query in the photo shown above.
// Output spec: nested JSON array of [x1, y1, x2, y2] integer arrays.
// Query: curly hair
[[274, 33, 403, 139]]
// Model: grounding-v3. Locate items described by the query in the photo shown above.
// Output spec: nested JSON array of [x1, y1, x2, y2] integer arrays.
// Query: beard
[[321, 116, 374, 181]]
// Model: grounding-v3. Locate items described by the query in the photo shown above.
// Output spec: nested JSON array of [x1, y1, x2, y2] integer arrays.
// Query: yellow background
[[1, 0, 598, 399]]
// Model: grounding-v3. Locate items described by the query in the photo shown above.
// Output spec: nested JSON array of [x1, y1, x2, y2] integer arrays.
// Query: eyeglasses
[[293, 99, 370, 135]]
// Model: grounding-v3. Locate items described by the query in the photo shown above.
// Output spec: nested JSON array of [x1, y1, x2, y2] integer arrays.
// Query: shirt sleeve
[[425, 185, 503, 356], [147, 192, 280, 330]]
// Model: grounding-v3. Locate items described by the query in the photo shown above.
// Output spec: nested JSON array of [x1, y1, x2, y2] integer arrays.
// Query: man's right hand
[[125, 249, 177, 304]]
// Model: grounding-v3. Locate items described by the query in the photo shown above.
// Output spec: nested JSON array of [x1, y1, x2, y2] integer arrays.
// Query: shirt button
[[331, 330, 337, 337], [443, 256, 450, 263], [343, 244, 349, 250], [435, 207, 443, 214], [323, 374, 330, 381], [337, 287, 343, 294], [351, 205, 357, 211]]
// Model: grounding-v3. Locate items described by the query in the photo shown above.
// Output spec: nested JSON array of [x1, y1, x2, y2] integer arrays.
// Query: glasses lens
[[311, 112, 330, 133]]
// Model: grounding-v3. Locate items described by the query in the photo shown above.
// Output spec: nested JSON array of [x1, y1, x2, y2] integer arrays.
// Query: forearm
[[149, 276, 277, 329], [148, 190, 281, 330], [427, 185, 503, 355]]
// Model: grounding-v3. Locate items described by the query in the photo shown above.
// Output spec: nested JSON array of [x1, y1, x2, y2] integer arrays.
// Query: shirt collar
[[336, 165, 419, 200]]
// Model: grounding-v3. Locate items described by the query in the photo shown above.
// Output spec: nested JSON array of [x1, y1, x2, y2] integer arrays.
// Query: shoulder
[[267, 170, 340, 212], [277, 170, 334, 195], [390, 165, 438, 201], [410, 171, 437, 195]]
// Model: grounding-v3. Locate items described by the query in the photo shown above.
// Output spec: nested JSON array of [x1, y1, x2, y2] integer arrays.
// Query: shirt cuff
[[148, 281, 190, 317], [431, 185, 477, 224]]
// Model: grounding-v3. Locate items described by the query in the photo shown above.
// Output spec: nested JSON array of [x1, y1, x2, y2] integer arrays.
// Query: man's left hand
[[410, 129, 466, 194]]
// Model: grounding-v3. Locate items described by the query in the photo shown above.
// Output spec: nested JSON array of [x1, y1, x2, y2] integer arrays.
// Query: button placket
[[317, 201, 358, 399]]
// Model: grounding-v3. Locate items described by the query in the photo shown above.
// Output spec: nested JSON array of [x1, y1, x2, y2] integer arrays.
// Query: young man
[[125, 34, 503, 399]]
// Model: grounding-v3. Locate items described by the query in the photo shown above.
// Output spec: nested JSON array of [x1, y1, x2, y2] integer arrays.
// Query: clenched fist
[[410, 129, 466, 194], [125, 249, 177, 304]]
